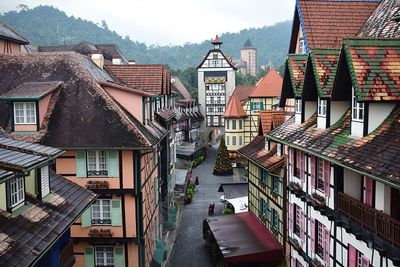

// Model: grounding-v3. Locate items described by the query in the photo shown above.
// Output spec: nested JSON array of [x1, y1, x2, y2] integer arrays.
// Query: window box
[[288, 237, 301, 252], [88, 229, 113, 238], [311, 193, 326, 208], [289, 181, 302, 193], [311, 257, 324, 267], [85, 180, 109, 189]]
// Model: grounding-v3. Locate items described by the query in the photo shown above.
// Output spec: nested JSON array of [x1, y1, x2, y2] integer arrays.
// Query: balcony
[[60, 240, 75, 267], [338, 192, 400, 247]]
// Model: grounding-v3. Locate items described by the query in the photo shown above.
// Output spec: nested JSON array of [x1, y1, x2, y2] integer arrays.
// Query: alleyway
[[168, 143, 240, 267]]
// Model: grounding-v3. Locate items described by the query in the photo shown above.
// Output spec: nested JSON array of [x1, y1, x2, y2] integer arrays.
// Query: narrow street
[[168, 143, 239, 267]]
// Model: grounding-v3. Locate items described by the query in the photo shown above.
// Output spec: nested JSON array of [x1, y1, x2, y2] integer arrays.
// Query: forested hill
[[0, 5, 292, 70]]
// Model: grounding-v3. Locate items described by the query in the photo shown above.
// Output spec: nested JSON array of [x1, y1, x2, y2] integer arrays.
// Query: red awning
[[206, 212, 283, 264]]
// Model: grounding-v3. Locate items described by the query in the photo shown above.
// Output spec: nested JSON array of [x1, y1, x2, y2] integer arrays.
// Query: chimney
[[91, 52, 104, 69], [128, 59, 136, 65]]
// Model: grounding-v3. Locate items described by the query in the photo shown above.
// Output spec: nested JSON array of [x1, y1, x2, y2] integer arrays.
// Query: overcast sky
[[0, 0, 295, 45]]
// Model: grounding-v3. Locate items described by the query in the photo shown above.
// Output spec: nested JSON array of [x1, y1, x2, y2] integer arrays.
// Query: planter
[[289, 181, 302, 192], [289, 237, 301, 251], [311, 193, 326, 208], [311, 258, 324, 267], [85, 180, 109, 189]]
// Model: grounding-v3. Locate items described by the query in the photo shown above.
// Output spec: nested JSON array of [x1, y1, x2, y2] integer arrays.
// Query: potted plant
[[311, 257, 324, 267], [311, 193, 326, 208], [289, 237, 301, 251], [289, 181, 302, 192]]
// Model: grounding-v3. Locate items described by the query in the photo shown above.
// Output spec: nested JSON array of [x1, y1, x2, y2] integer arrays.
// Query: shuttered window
[[9, 175, 25, 208], [95, 247, 114, 267], [87, 150, 108, 177], [76, 150, 119, 178], [40, 166, 50, 197], [91, 199, 111, 225]]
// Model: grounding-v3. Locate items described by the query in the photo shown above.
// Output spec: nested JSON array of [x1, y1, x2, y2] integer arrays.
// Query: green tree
[[213, 137, 233, 176]]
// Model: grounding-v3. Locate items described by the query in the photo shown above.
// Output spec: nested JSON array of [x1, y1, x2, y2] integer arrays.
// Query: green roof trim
[[286, 54, 308, 98]]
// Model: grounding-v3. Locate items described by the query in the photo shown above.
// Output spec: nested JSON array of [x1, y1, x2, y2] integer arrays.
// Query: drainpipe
[[134, 151, 145, 267]]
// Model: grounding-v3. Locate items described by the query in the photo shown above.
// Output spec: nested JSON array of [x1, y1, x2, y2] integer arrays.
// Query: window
[[265, 138, 269, 151], [87, 150, 108, 177], [232, 136, 236, 145], [294, 205, 301, 237], [317, 221, 324, 258], [276, 143, 282, 157], [239, 120, 243, 129], [253, 102, 261, 110], [318, 98, 327, 117], [95, 246, 114, 267], [348, 245, 370, 267], [299, 38, 306, 54], [295, 99, 302, 114], [271, 208, 279, 230], [239, 136, 243, 145], [295, 150, 301, 177], [232, 120, 236, 130], [260, 169, 267, 186], [226, 120, 230, 129], [259, 198, 267, 217], [352, 92, 364, 121], [91, 199, 111, 225], [9, 175, 25, 208], [226, 136, 230, 145], [14, 102, 36, 124], [317, 159, 325, 190], [271, 176, 279, 194]]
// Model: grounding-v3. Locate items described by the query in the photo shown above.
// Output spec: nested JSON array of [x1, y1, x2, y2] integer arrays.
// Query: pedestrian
[[195, 176, 199, 185]]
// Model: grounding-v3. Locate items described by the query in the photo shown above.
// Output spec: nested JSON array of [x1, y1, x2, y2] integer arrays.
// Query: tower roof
[[224, 94, 247, 118], [212, 35, 223, 45], [242, 39, 255, 49]]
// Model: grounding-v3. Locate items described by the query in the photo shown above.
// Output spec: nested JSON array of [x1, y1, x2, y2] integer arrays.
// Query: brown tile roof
[[258, 110, 285, 135], [250, 69, 282, 98], [0, 81, 63, 100], [0, 21, 29, 45], [268, 104, 400, 185], [295, 0, 379, 50], [171, 76, 192, 99], [156, 108, 176, 122], [0, 171, 95, 266], [357, 0, 400, 38], [341, 38, 400, 102], [224, 94, 247, 118], [0, 52, 160, 149], [233, 85, 256, 103], [287, 54, 308, 98], [105, 64, 171, 95], [238, 136, 284, 173]]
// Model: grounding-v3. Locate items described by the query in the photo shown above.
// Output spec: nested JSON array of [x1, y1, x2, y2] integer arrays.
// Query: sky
[[0, 0, 295, 46]]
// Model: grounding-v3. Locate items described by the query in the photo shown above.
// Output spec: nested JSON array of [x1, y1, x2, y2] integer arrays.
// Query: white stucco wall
[[344, 168, 362, 200], [330, 101, 349, 126], [368, 102, 396, 134], [304, 101, 317, 121], [375, 181, 391, 215]]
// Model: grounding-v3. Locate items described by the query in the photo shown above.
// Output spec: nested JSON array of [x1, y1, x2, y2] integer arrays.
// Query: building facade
[[239, 39, 257, 76]]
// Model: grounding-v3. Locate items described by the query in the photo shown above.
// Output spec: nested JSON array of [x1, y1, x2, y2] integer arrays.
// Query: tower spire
[[212, 35, 222, 49]]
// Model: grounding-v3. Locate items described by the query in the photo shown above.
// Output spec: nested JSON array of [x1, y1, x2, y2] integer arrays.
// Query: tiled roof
[[224, 95, 247, 118], [268, 105, 400, 185], [95, 44, 129, 63], [233, 85, 255, 103], [0, 52, 159, 149], [308, 49, 340, 98], [0, 81, 63, 100], [171, 76, 192, 99], [342, 38, 400, 101], [238, 136, 284, 173], [0, 171, 96, 266], [156, 108, 176, 122], [295, 0, 379, 50], [242, 39, 255, 49], [0, 21, 29, 45], [105, 64, 171, 95], [250, 69, 282, 98], [357, 0, 400, 38], [259, 110, 285, 136], [287, 54, 308, 98]]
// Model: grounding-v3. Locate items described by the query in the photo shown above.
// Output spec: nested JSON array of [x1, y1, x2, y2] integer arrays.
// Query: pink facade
[[105, 86, 144, 123], [0, 39, 21, 54]]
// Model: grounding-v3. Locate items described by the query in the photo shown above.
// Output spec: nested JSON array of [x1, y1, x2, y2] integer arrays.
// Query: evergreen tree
[[213, 137, 233, 176]]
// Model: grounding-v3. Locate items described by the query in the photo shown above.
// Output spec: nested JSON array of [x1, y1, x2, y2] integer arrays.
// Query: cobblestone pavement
[[167, 144, 238, 267]]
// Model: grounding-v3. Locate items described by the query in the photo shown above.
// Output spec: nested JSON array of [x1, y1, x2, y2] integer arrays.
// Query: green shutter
[[114, 246, 125, 266], [76, 150, 87, 177], [270, 209, 274, 225], [260, 102, 264, 110], [276, 177, 280, 193], [111, 199, 122, 226], [81, 207, 91, 228], [108, 150, 119, 177], [84, 247, 95, 267], [250, 102, 254, 111]]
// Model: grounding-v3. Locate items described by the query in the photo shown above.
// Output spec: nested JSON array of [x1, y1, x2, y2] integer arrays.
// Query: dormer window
[[276, 143, 282, 157], [352, 93, 364, 122], [14, 102, 36, 124], [295, 99, 302, 114], [318, 98, 327, 117], [8, 175, 25, 208], [299, 38, 306, 54]]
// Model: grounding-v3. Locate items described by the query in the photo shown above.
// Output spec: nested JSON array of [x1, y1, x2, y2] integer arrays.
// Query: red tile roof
[[233, 85, 256, 103], [105, 64, 171, 95], [296, 0, 379, 49], [224, 94, 247, 118], [250, 69, 283, 98], [259, 110, 285, 135]]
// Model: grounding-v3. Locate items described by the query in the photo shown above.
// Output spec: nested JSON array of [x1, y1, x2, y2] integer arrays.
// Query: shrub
[[223, 208, 234, 215]]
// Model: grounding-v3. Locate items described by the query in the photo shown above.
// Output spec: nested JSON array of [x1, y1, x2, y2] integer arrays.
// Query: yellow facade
[[225, 118, 245, 151]]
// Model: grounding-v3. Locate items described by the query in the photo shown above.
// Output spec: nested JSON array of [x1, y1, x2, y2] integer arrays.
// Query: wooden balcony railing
[[60, 239, 75, 267], [338, 192, 400, 247]]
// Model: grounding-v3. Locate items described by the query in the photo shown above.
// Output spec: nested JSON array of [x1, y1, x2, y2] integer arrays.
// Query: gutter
[[266, 135, 400, 190]]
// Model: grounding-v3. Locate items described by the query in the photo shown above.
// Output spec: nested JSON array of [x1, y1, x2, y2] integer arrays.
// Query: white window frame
[[91, 199, 112, 225], [87, 150, 108, 177], [95, 246, 114, 267], [13, 102, 36, 125], [299, 38, 306, 54], [352, 92, 364, 122], [295, 99, 302, 114], [232, 136, 236, 146], [264, 138, 269, 151], [318, 98, 327, 117], [276, 143, 282, 157], [40, 166, 50, 197], [9, 175, 25, 208]]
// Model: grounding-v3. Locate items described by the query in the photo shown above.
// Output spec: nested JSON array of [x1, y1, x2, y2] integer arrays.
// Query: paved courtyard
[[168, 144, 240, 267]]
